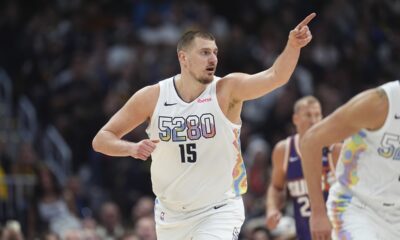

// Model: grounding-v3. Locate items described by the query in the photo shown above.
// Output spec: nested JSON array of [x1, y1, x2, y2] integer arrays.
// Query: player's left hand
[[288, 12, 316, 49], [310, 211, 332, 240]]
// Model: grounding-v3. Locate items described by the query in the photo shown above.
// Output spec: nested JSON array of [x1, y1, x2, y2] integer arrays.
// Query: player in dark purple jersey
[[265, 96, 341, 240]]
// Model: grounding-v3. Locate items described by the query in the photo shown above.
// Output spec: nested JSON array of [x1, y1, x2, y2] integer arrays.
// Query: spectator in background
[[8, 142, 40, 226], [49, 53, 103, 171], [95, 201, 124, 240], [242, 136, 271, 224], [134, 216, 156, 240], [41, 231, 60, 240], [62, 229, 82, 240], [1, 220, 25, 240], [119, 231, 139, 240], [130, 195, 154, 227], [250, 226, 271, 240], [245, 136, 271, 198], [27, 165, 81, 239], [63, 175, 91, 219]]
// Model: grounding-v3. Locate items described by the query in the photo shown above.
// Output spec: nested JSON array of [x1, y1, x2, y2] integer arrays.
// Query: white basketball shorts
[[154, 196, 245, 240], [327, 195, 400, 240]]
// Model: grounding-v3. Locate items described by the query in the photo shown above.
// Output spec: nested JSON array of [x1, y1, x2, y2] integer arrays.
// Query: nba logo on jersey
[[232, 227, 239, 240], [160, 211, 165, 221]]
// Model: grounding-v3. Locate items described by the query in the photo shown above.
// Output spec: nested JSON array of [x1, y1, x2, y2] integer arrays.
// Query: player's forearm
[[300, 136, 327, 212], [267, 185, 286, 212], [271, 44, 301, 86], [92, 130, 134, 157]]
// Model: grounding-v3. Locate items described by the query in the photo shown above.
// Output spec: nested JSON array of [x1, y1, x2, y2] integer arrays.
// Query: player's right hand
[[130, 139, 159, 160], [288, 12, 316, 49], [265, 209, 282, 230]]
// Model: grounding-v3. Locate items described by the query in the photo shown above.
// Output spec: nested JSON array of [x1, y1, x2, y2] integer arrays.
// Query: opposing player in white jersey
[[301, 80, 400, 240], [92, 13, 316, 240]]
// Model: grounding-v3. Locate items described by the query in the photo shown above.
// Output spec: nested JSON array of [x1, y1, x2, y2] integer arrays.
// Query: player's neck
[[175, 74, 208, 102]]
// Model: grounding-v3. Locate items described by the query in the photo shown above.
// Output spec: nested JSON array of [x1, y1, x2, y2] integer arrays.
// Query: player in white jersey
[[92, 13, 316, 240], [300, 80, 400, 240]]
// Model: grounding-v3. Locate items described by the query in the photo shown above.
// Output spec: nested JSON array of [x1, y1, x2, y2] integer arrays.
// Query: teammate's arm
[[300, 88, 388, 239], [224, 13, 316, 102], [266, 140, 287, 230], [92, 85, 160, 160]]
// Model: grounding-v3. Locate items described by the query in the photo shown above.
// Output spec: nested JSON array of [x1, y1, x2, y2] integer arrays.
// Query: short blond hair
[[293, 95, 320, 113], [177, 30, 215, 52]]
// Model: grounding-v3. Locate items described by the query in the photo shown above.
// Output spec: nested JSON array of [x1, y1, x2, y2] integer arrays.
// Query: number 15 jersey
[[146, 76, 247, 211]]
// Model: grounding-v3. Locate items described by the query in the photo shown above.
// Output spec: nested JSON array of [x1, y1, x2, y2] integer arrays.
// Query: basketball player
[[265, 96, 341, 240], [92, 13, 316, 240], [301, 80, 400, 240]]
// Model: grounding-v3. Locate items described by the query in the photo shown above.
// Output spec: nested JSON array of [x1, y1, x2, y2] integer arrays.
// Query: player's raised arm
[[226, 13, 316, 102]]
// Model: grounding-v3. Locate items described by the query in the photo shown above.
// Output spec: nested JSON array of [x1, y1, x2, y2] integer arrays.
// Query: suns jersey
[[285, 134, 335, 240], [329, 80, 400, 215], [146, 75, 247, 211]]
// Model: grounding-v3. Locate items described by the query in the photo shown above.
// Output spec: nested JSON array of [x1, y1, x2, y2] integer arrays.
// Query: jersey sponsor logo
[[197, 97, 211, 103], [232, 227, 240, 240], [164, 102, 177, 106]]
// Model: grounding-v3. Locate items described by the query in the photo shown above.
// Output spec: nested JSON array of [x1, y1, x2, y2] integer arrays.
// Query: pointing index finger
[[297, 12, 316, 29]]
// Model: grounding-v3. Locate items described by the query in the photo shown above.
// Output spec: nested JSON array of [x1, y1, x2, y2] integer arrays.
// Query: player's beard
[[197, 76, 213, 84], [189, 70, 214, 85]]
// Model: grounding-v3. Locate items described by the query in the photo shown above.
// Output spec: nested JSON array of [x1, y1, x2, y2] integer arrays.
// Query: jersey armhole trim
[[328, 144, 336, 175], [283, 137, 291, 172], [146, 79, 168, 136], [211, 78, 242, 129]]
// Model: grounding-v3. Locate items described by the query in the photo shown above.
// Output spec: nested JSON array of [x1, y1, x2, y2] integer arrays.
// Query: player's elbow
[[92, 132, 103, 153], [271, 69, 290, 87]]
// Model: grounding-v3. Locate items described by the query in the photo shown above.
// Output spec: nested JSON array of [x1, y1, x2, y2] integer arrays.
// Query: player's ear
[[292, 113, 299, 126], [178, 50, 189, 69], [178, 50, 186, 62]]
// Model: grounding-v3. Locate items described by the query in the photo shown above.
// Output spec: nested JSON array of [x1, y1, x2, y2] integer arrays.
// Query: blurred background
[[0, 0, 399, 239]]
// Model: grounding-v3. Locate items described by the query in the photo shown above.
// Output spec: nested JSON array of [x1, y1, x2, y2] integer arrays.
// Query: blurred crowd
[[0, 0, 399, 239]]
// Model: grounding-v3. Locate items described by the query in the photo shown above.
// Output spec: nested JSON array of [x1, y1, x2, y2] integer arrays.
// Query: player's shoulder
[[274, 138, 290, 151], [272, 138, 289, 157], [126, 83, 160, 111], [270, 138, 289, 168], [217, 73, 248, 86], [217, 73, 245, 83], [135, 83, 160, 98], [352, 85, 387, 105]]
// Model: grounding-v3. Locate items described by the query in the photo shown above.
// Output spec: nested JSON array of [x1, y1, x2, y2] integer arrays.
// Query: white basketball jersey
[[330, 80, 400, 211], [146, 76, 247, 211]]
